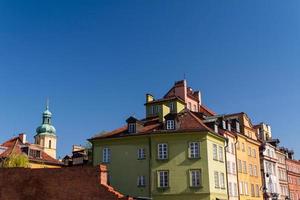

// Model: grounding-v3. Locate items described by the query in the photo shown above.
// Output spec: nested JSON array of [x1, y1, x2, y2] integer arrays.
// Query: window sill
[[137, 158, 146, 160], [189, 185, 203, 189], [188, 157, 201, 160], [156, 158, 169, 161], [137, 185, 146, 188]]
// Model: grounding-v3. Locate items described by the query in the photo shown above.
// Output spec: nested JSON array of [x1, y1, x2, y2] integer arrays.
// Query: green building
[[90, 80, 228, 200]]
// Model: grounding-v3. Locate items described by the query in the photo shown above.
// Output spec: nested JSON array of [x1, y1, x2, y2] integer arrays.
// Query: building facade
[[225, 113, 263, 200], [286, 156, 300, 200], [90, 80, 228, 200]]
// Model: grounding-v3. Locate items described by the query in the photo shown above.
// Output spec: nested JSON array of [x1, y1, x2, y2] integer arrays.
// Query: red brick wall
[[0, 166, 130, 200]]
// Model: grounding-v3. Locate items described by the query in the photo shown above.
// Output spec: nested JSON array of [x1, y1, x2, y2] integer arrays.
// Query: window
[[236, 141, 240, 150], [157, 171, 169, 188], [238, 159, 242, 173], [228, 123, 231, 131], [218, 146, 223, 162], [232, 162, 236, 174], [222, 120, 226, 129], [236, 121, 240, 132], [239, 181, 244, 195], [251, 184, 255, 197], [220, 173, 225, 189], [169, 102, 174, 112], [166, 120, 175, 130], [252, 149, 256, 158], [214, 171, 219, 188], [242, 143, 245, 152], [231, 142, 235, 154], [29, 149, 41, 158], [189, 142, 200, 159], [49, 140, 52, 148], [228, 182, 233, 196], [227, 161, 231, 174], [244, 182, 248, 195], [249, 164, 253, 176], [137, 148, 146, 160], [128, 123, 136, 133], [255, 184, 260, 197], [213, 144, 218, 160], [234, 183, 238, 196], [248, 147, 251, 156], [158, 143, 168, 160], [188, 102, 191, 110], [190, 169, 201, 187], [137, 176, 146, 187], [102, 148, 111, 163], [253, 165, 257, 176], [243, 161, 247, 174], [193, 105, 197, 112], [214, 124, 219, 133]]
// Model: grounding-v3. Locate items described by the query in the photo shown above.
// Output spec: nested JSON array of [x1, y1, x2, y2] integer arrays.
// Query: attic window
[[128, 123, 136, 133], [29, 149, 41, 158], [222, 121, 226, 129], [236, 121, 240, 133], [214, 124, 219, 133], [166, 120, 175, 130]]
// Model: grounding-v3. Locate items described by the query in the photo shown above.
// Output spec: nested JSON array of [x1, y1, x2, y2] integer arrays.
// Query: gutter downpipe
[[234, 135, 241, 200]]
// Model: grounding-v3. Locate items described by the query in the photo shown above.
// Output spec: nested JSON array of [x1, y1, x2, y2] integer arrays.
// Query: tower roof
[[36, 101, 56, 136]]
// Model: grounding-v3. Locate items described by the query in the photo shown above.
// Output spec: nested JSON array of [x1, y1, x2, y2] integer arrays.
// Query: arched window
[[49, 140, 52, 148]]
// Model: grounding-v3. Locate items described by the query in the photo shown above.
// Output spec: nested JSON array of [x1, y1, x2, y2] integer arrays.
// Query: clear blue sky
[[0, 1, 300, 158]]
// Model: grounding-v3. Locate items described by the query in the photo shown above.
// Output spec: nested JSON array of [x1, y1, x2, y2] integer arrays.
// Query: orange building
[[225, 113, 263, 200]]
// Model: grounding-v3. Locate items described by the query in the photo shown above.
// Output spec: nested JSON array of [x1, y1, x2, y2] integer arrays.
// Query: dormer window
[[236, 121, 240, 133], [166, 120, 175, 130], [228, 122, 232, 131], [169, 102, 174, 112], [214, 124, 219, 133], [222, 120, 226, 130], [128, 123, 136, 133], [29, 149, 41, 158]]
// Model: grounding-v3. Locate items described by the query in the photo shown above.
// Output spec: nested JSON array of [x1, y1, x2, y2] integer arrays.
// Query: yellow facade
[[236, 115, 263, 200], [29, 162, 62, 169]]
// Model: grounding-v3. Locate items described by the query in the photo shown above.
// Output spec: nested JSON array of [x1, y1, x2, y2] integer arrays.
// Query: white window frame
[[214, 171, 219, 188], [102, 147, 110, 163], [218, 146, 223, 162], [157, 143, 168, 160], [166, 120, 175, 130], [128, 123, 136, 133], [189, 169, 201, 187], [213, 144, 218, 160], [137, 148, 146, 160], [189, 142, 200, 159], [137, 175, 146, 187], [157, 170, 169, 188], [220, 172, 225, 189]]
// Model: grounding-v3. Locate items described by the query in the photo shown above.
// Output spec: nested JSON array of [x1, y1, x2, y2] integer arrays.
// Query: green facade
[[92, 132, 228, 200]]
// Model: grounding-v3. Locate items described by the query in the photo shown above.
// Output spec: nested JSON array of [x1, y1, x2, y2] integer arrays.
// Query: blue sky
[[0, 1, 300, 158]]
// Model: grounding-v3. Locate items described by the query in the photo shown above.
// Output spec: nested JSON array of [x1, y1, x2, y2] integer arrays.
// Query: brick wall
[[0, 165, 131, 200]]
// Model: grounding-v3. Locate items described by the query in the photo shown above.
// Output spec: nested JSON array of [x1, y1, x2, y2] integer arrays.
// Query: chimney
[[19, 133, 26, 144], [99, 164, 108, 186], [146, 94, 154, 103]]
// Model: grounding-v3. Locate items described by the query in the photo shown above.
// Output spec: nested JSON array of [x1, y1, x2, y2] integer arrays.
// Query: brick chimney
[[19, 133, 26, 144]]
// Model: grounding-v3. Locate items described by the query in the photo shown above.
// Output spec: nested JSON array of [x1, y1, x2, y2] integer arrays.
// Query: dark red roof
[[90, 109, 219, 141]]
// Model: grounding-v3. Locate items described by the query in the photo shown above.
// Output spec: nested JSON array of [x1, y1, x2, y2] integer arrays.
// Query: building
[[286, 151, 300, 200], [224, 113, 263, 200], [62, 145, 91, 166], [90, 80, 228, 200], [0, 104, 62, 168], [255, 123, 289, 200], [34, 104, 57, 159], [202, 115, 239, 200]]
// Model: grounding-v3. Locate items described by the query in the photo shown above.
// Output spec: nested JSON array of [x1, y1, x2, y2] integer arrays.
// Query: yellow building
[[225, 113, 263, 200]]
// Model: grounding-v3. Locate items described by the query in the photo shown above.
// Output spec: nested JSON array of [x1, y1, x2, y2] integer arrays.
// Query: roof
[[0, 135, 62, 166], [90, 109, 222, 141], [144, 96, 185, 105]]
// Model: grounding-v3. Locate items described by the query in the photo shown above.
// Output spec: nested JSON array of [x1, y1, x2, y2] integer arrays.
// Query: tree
[[1, 153, 29, 168]]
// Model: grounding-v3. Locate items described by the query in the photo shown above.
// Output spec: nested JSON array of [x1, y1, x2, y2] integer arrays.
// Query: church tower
[[34, 102, 57, 159]]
